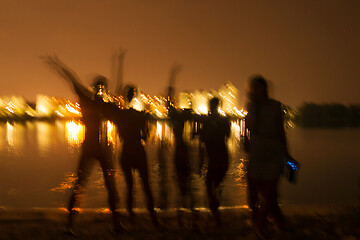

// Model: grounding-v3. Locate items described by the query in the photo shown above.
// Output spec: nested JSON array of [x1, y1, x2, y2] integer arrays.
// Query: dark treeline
[[296, 103, 360, 128]]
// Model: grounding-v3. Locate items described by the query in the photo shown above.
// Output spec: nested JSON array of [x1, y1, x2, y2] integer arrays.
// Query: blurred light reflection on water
[[0, 120, 359, 210]]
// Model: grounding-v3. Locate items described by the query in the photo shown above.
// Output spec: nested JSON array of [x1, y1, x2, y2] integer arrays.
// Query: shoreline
[[0, 204, 358, 239]]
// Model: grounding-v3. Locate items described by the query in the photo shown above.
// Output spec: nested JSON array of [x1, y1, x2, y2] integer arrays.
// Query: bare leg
[[265, 178, 284, 231], [123, 167, 134, 224], [206, 176, 220, 225], [247, 175, 259, 224], [67, 153, 94, 232], [176, 173, 189, 228], [99, 156, 124, 232], [206, 168, 226, 226], [139, 166, 159, 228], [254, 179, 281, 237]]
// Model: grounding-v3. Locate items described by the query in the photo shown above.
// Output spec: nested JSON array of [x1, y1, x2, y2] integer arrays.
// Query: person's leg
[[176, 172, 188, 227], [122, 165, 134, 224], [247, 175, 259, 223], [209, 155, 228, 226], [175, 151, 190, 226], [67, 152, 94, 232], [205, 170, 221, 226], [138, 162, 159, 228], [250, 179, 274, 239], [267, 178, 284, 231], [99, 154, 123, 232], [254, 180, 274, 231]]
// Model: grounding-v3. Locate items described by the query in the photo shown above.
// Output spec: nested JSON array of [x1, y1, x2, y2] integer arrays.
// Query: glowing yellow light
[[55, 110, 65, 117], [37, 122, 54, 156], [156, 121, 162, 140], [98, 208, 111, 214], [231, 121, 241, 140], [5, 104, 15, 113], [25, 109, 35, 117], [218, 107, 226, 116], [6, 122, 14, 148], [233, 107, 247, 117], [36, 95, 54, 117], [65, 121, 85, 146], [130, 97, 144, 111], [154, 108, 163, 117], [198, 105, 208, 115], [106, 121, 116, 146], [65, 103, 82, 116], [234, 160, 247, 187], [51, 172, 77, 192], [57, 207, 68, 212]]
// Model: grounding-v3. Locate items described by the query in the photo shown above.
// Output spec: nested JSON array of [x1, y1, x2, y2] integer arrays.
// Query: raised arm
[[165, 64, 182, 111], [114, 48, 127, 95], [167, 64, 182, 100], [42, 55, 92, 99]]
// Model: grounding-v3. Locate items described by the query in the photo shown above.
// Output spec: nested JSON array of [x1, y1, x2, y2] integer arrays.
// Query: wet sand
[[0, 205, 358, 240]]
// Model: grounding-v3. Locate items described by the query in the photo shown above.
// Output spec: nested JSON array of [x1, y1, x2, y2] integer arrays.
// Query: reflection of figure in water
[[166, 65, 197, 227], [100, 85, 160, 229], [244, 75, 292, 238], [43, 56, 123, 233], [198, 97, 230, 225], [157, 136, 168, 210]]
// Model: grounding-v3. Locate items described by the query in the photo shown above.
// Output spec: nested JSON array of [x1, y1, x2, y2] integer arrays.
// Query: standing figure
[[198, 97, 230, 226], [244, 75, 292, 239], [166, 65, 197, 227], [119, 86, 159, 228], [99, 85, 160, 229], [43, 56, 123, 234]]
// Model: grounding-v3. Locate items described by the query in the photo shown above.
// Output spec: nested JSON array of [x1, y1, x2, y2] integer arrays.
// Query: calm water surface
[[0, 120, 359, 210]]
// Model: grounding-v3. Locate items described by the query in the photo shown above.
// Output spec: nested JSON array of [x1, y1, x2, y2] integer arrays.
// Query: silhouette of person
[[198, 97, 230, 225], [43, 55, 123, 234], [244, 75, 292, 238], [96, 85, 160, 229], [164, 65, 199, 228]]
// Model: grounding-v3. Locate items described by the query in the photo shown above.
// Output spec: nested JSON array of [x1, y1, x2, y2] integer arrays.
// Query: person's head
[[247, 75, 269, 103], [209, 97, 220, 114], [124, 84, 137, 104], [92, 75, 108, 96]]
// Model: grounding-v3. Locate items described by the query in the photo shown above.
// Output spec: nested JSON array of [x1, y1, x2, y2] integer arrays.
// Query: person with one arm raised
[[43, 55, 124, 234], [166, 65, 198, 228]]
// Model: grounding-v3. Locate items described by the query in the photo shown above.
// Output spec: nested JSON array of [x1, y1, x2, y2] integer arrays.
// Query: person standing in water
[[244, 75, 293, 239], [198, 97, 230, 226], [166, 65, 198, 228], [43, 55, 124, 234], [89, 84, 160, 229], [115, 85, 160, 228]]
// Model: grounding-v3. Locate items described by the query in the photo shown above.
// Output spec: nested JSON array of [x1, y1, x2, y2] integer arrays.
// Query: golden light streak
[[6, 121, 14, 148], [65, 120, 85, 146], [51, 172, 77, 192], [37, 122, 54, 155], [97, 208, 111, 214], [106, 121, 116, 146], [231, 121, 241, 140], [198, 104, 208, 115], [65, 103, 82, 116], [156, 121, 163, 140], [218, 107, 226, 116]]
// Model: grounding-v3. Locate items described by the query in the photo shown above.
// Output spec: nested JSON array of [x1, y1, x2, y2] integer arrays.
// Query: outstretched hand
[[170, 64, 182, 78], [167, 64, 182, 98], [117, 48, 127, 60], [41, 54, 89, 97], [41, 54, 73, 81]]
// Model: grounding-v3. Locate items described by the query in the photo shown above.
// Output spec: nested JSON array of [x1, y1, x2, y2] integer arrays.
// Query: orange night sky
[[1, 0, 359, 107]]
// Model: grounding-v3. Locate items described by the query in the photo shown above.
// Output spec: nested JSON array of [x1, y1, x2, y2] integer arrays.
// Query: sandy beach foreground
[[0, 205, 358, 240]]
